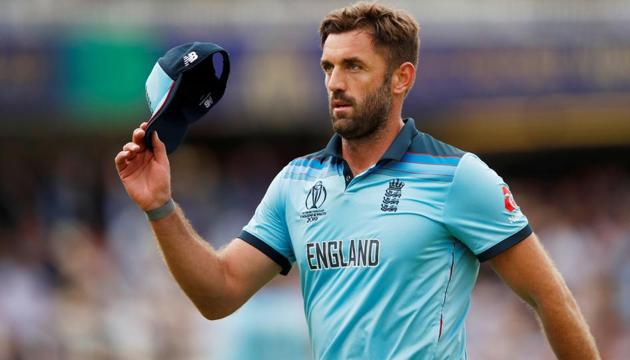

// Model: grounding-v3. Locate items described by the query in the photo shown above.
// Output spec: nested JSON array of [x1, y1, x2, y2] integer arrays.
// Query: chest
[[284, 172, 453, 271]]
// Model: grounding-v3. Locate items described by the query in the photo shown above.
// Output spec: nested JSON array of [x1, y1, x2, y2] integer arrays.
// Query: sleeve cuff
[[476, 224, 533, 262], [239, 230, 292, 275]]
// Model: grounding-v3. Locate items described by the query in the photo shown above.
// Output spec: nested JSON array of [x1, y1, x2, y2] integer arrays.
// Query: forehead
[[321, 29, 383, 63]]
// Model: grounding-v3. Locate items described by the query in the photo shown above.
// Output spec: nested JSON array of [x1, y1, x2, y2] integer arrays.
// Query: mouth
[[331, 99, 353, 113]]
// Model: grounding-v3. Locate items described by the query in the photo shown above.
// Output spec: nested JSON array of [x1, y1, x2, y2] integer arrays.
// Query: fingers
[[152, 131, 168, 163], [115, 122, 150, 173], [130, 122, 149, 147], [114, 150, 130, 172], [123, 141, 141, 153], [124, 140, 145, 162], [132, 128, 146, 148]]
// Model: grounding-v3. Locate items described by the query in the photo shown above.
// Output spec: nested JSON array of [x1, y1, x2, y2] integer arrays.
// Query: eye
[[348, 62, 362, 71], [321, 62, 333, 73]]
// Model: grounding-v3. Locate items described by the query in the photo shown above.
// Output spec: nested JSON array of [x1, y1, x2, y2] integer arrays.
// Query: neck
[[342, 114, 404, 176]]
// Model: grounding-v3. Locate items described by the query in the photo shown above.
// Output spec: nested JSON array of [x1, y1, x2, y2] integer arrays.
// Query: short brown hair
[[319, 2, 420, 70]]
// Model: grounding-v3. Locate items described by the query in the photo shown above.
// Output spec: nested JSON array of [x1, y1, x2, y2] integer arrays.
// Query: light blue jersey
[[240, 118, 531, 359]]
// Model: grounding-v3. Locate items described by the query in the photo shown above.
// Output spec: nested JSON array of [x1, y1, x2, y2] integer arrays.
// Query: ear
[[391, 62, 416, 96]]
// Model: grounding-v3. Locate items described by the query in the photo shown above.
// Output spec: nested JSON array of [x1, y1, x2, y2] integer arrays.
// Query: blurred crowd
[[0, 139, 628, 359]]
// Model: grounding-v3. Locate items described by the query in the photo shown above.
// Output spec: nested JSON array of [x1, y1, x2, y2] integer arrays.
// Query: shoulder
[[283, 149, 336, 181], [409, 131, 496, 176], [446, 152, 511, 212], [384, 131, 467, 181], [287, 149, 329, 168], [452, 153, 498, 185], [409, 131, 467, 160]]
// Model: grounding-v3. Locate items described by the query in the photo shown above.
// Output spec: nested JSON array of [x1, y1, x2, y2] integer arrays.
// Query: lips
[[332, 99, 352, 108], [331, 98, 353, 115]]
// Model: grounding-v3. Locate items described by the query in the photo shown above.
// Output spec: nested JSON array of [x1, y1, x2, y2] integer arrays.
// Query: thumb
[[152, 131, 168, 162]]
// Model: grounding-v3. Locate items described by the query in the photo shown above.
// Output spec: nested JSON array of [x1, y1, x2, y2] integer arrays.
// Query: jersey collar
[[322, 118, 418, 162]]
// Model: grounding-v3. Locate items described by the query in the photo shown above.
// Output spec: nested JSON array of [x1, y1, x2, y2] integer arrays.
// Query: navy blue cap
[[144, 42, 230, 153]]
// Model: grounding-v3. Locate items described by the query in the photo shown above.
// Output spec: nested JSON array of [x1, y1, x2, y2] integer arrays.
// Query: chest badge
[[381, 178, 405, 212], [301, 181, 328, 223]]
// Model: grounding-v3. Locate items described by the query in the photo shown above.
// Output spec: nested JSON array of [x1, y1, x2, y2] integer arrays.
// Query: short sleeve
[[240, 166, 294, 275], [444, 153, 532, 262]]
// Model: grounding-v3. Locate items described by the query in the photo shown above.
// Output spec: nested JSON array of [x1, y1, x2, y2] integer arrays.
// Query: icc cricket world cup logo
[[305, 181, 327, 210]]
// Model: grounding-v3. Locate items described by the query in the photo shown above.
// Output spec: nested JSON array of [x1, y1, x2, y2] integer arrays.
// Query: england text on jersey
[[305, 239, 380, 270]]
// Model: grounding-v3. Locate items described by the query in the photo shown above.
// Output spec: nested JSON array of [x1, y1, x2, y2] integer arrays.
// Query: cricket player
[[115, 2, 600, 359]]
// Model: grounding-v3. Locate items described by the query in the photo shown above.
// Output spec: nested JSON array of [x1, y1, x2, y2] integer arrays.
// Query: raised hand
[[114, 122, 172, 211]]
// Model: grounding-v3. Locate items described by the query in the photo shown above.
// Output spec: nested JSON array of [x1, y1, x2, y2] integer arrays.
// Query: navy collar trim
[[322, 118, 417, 162], [322, 133, 342, 159]]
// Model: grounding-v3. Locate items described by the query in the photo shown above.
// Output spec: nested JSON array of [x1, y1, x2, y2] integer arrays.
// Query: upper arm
[[489, 232, 567, 308], [206, 166, 294, 317], [216, 238, 283, 311]]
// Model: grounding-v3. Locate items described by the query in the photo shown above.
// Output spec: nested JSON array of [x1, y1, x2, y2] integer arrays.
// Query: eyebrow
[[343, 57, 366, 66], [320, 57, 367, 68]]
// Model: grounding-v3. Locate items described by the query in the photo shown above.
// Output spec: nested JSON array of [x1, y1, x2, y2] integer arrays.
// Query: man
[[115, 2, 600, 359]]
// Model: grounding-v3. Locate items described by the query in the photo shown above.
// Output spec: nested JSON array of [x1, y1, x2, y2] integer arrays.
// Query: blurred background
[[1, 0, 629, 359]]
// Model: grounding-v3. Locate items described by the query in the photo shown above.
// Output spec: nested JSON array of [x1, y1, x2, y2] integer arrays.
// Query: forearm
[[532, 280, 600, 359], [116, 125, 267, 318], [148, 203, 233, 319]]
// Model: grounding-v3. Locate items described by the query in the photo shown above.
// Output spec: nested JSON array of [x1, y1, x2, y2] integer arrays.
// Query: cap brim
[[144, 63, 186, 154], [145, 80, 188, 154], [146, 62, 175, 116], [145, 106, 189, 154]]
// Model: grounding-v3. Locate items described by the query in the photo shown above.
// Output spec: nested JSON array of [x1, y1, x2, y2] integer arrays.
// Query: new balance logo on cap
[[183, 51, 198, 66], [199, 93, 214, 108]]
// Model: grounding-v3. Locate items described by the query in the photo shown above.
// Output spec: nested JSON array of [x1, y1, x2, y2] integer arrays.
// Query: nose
[[326, 67, 346, 93]]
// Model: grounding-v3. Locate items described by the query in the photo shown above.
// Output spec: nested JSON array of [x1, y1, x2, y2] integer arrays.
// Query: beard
[[329, 77, 392, 140]]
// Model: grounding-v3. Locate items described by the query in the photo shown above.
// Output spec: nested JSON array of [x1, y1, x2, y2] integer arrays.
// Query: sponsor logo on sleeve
[[502, 185, 525, 223], [502, 185, 518, 212]]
